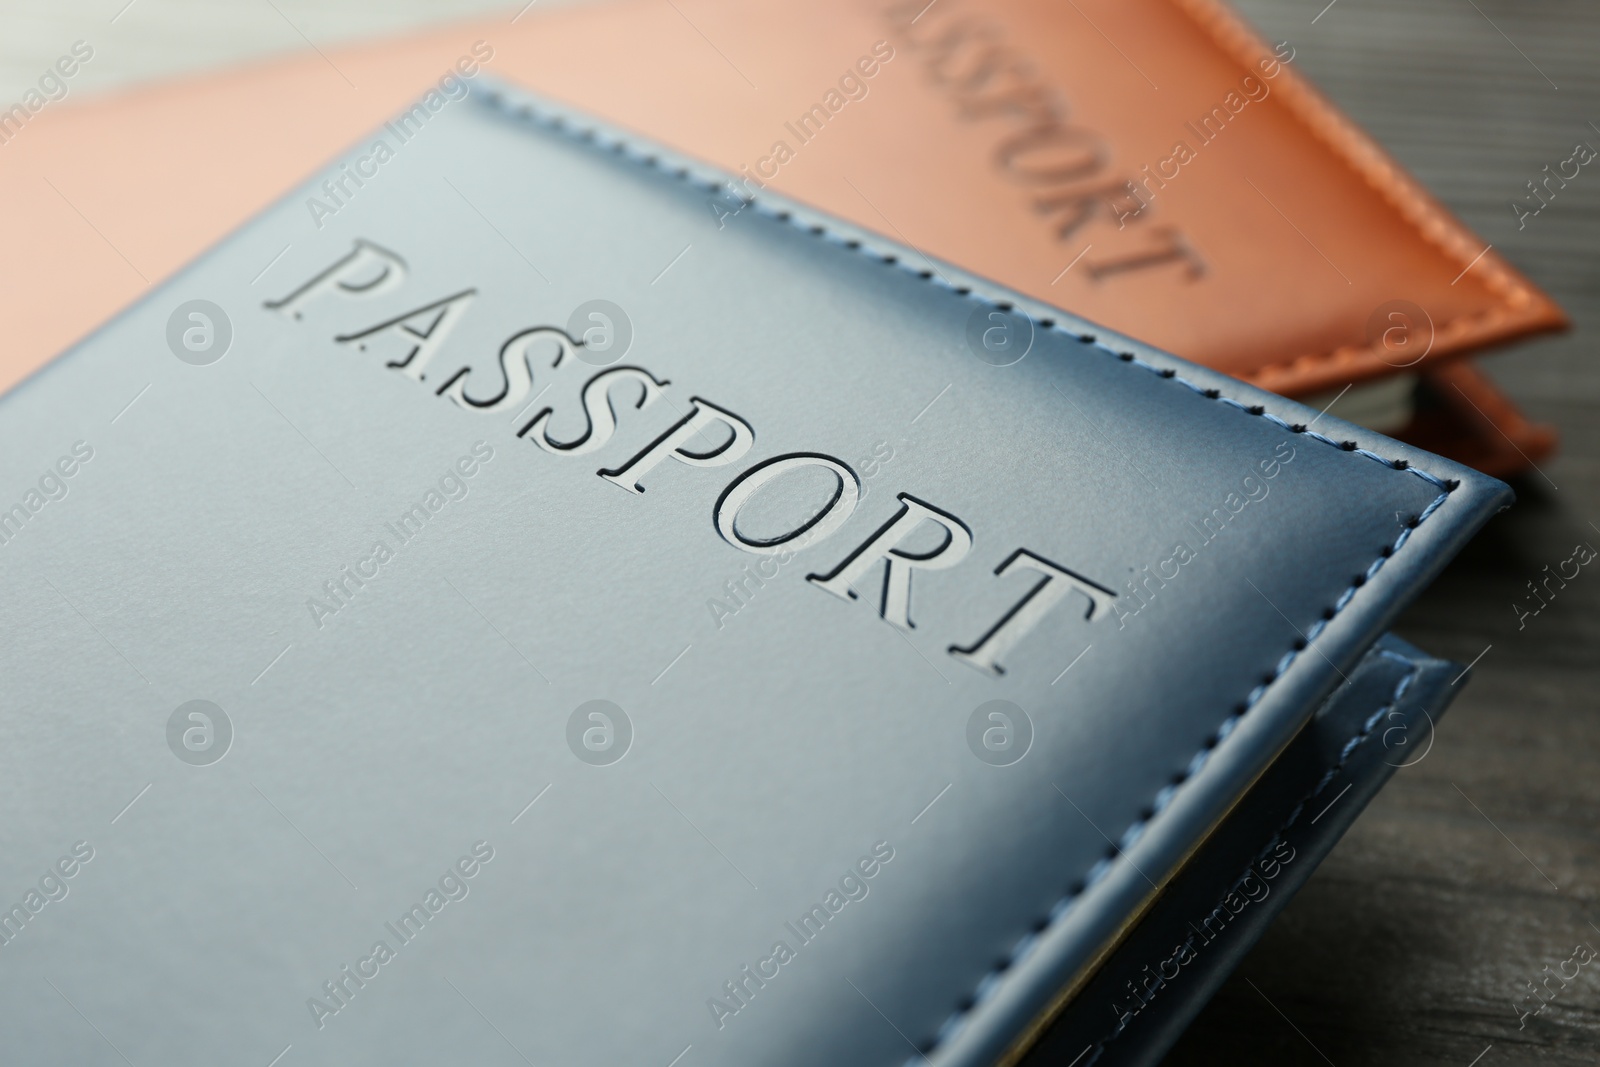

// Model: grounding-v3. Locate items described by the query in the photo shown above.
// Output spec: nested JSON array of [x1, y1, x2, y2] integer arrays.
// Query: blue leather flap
[[1023, 633, 1462, 1066]]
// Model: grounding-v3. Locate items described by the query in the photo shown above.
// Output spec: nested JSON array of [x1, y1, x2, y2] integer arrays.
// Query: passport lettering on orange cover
[[0, 0, 1562, 473]]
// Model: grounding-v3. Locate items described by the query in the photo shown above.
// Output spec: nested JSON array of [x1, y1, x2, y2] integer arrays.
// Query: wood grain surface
[[2, 1, 1595, 1064], [1169, 2, 1600, 1064]]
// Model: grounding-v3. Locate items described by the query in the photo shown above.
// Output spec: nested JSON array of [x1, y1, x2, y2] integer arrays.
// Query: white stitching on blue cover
[[475, 87, 1456, 1063]]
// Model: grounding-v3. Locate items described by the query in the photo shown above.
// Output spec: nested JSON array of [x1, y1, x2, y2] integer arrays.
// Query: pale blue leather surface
[[0, 83, 1507, 1066]]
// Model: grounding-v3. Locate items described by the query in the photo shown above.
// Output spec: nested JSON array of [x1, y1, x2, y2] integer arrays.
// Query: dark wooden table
[[1167, 2, 1600, 1064]]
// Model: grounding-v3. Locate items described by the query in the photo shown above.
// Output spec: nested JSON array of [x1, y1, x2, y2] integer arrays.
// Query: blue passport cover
[[0, 82, 1506, 1066]]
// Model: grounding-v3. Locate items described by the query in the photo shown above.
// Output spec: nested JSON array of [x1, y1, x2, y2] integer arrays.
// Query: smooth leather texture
[[0, 0, 1562, 475], [1023, 633, 1462, 1066], [0, 85, 1507, 1067]]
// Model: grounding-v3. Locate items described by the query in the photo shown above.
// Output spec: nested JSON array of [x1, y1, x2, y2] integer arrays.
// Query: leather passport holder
[[0, 83, 1505, 1065], [0, 0, 1564, 477]]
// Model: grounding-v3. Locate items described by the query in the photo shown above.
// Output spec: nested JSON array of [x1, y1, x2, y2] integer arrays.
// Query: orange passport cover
[[0, 0, 1563, 472]]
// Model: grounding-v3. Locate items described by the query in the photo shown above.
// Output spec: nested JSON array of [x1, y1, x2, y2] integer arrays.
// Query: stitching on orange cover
[[1167, 0, 1543, 380]]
